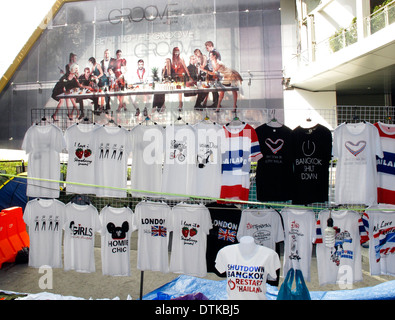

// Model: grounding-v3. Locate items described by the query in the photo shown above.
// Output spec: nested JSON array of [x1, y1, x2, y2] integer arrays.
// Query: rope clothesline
[[1, 173, 390, 212]]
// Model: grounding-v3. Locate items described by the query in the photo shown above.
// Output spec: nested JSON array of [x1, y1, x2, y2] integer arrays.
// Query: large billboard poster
[[0, 0, 283, 149]]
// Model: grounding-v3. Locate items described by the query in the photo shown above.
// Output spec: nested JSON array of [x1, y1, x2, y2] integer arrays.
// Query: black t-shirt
[[291, 124, 332, 205], [255, 124, 294, 201], [205, 202, 242, 277]]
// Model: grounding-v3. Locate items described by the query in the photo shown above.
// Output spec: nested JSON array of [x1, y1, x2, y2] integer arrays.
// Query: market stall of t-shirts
[[15, 106, 395, 300]]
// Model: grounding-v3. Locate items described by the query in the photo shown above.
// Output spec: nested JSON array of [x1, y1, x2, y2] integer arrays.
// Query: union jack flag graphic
[[218, 228, 236, 242], [151, 225, 167, 237]]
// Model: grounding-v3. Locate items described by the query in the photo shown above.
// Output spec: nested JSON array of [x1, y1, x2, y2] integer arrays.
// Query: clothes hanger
[[266, 109, 283, 128], [226, 109, 245, 127], [103, 118, 121, 128]]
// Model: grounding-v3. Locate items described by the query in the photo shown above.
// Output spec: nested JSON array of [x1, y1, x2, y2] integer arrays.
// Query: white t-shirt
[[64, 123, 100, 195], [193, 121, 222, 198], [315, 210, 364, 286], [93, 126, 132, 198], [134, 201, 172, 273], [22, 123, 66, 198], [215, 243, 280, 300], [169, 203, 212, 277], [280, 208, 316, 282], [162, 124, 197, 199], [63, 203, 101, 273], [362, 204, 395, 276], [130, 124, 164, 198], [237, 208, 284, 250], [23, 199, 65, 268], [99, 206, 136, 276], [333, 122, 383, 205]]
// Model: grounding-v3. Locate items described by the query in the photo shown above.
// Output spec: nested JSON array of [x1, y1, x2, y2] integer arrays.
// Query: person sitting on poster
[[206, 51, 242, 112], [89, 57, 105, 114], [130, 59, 150, 116], [204, 41, 221, 108], [77, 67, 99, 119], [186, 55, 207, 110], [152, 58, 171, 114], [51, 63, 82, 121], [100, 49, 117, 111]]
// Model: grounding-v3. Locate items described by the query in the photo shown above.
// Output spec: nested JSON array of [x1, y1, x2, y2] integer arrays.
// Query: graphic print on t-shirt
[[372, 220, 395, 262], [181, 220, 199, 245], [289, 220, 303, 262], [345, 140, 366, 157], [74, 142, 93, 165], [106, 221, 129, 252], [69, 220, 93, 239], [265, 138, 284, 155], [170, 139, 187, 162], [330, 226, 353, 266], [34, 215, 60, 232], [226, 264, 266, 294], [99, 143, 124, 161]]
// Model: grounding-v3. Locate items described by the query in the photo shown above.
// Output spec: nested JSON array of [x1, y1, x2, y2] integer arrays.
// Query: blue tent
[[0, 174, 28, 211]]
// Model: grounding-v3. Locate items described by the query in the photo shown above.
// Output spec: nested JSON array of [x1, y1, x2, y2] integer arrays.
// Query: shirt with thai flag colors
[[315, 210, 367, 286], [219, 123, 262, 201], [362, 204, 395, 276], [374, 122, 395, 205]]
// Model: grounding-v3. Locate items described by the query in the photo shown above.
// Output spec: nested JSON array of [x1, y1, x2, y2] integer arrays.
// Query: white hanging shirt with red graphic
[[134, 201, 172, 273], [64, 123, 100, 195], [333, 122, 383, 205], [220, 123, 262, 201], [374, 122, 395, 205], [237, 208, 284, 250], [169, 203, 212, 277]]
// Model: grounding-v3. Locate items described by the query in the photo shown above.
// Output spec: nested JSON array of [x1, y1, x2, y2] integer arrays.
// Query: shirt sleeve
[[373, 125, 384, 158], [249, 126, 263, 162], [215, 247, 228, 274], [267, 251, 281, 280]]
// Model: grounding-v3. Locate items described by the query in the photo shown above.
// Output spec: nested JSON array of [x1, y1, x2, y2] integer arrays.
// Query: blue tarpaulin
[[143, 275, 395, 300]]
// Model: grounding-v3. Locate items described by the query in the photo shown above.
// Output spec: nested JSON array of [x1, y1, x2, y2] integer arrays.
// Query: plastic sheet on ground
[[142, 275, 279, 300], [142, 275, 395, 300]]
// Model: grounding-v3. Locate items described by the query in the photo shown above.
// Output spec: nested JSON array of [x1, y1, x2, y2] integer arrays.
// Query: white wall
[[283, 88, 337, 129]]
